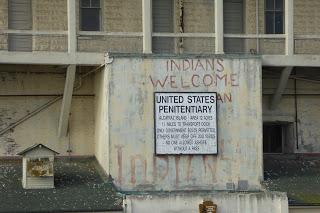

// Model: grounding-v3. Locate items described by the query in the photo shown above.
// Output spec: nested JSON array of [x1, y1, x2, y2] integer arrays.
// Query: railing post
[[215, 0, 224, 54], [143, 0, 152, 53], [285, 0, 294, 55], [68, 0, 77, 54]]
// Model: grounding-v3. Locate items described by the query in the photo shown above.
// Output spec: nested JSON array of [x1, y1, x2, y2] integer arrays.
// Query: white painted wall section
[[58, 65, 76, 137]]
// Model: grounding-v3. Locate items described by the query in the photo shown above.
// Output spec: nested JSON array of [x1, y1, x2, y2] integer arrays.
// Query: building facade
[[0, 0, 320, 212]]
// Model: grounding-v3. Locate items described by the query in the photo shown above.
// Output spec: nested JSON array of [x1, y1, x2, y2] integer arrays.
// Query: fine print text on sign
[[154, 92, 217, 155]]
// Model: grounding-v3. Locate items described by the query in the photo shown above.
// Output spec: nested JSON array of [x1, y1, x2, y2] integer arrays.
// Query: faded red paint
[[153, 156, 169, 182], [130, 154, 148, 185], [166, 58, 224, 72], [115, 145, 124, 185], [186, 155, 193, 182], [149, 73, 239, 90], [115, 146, 218, 188], [202, 155, 217, 183], [175, 156, 181, 186]]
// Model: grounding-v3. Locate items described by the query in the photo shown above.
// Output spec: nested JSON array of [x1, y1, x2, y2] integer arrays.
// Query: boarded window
[[80, 0, 101, 31], [224, 0, 244, 53], [8, 0, 32, 51], [152, 0, 174, 53], [265, 0, 284, 34]]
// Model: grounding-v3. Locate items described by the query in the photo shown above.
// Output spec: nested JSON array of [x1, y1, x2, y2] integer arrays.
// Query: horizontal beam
[[262, 55, 320, 67], [152, 32, 215, 38], [78, 31, 142, 37], [0, 29, 67, 35], [294, 35, 320, 40], [1, 51, 320, 67], [224, 34, 286, 39], [0, 52, 104, 65], [1, 30, 319, 40]]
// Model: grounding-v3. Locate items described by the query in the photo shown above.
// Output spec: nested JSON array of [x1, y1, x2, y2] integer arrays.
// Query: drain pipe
[[0, 64, 105, 137]]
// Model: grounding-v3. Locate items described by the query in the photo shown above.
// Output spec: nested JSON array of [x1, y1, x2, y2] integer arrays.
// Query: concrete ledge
[[0, 51, 104, 65], [124, 191, 288, 213]]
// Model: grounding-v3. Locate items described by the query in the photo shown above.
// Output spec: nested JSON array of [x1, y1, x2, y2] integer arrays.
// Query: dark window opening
[[80, 0, 101, 31], [263, 123, 283, 153], [265, 0, 284, 34]]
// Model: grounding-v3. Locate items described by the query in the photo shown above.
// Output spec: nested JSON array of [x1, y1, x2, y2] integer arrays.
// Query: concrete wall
[[99, 54, 263, 191], [94, 68, 109, 173], [32, 0, 67, 52], [263, 72, 320, 153], [294, 0, 320, 54], [125, 191, 288, 213], [181, 0, 215, 53], [0, 69, 94, 156]]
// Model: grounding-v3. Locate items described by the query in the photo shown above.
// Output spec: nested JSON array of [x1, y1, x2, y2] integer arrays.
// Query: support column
[[58, 65, 76, 137], [68, 0, 77, 54], [270, 67, 293, 110], [143, 0, 152, 53], [215, 0, 224, 54], [285, 0, 294, 55]]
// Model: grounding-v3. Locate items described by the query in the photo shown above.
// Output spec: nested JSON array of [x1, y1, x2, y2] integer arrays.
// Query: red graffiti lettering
[[149, 75, 168, 88]]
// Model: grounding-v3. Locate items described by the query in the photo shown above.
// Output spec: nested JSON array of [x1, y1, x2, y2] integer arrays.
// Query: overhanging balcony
[[0, 0, 320, 67]]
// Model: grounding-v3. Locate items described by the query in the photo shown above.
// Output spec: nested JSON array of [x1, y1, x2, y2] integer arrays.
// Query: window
[[80, 0, 101, 31], [265, 0, 284, 34], [263, 124, 283, 153]]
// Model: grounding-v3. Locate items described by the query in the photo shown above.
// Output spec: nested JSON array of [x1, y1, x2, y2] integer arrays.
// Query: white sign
[[154, 92, 217, 154]]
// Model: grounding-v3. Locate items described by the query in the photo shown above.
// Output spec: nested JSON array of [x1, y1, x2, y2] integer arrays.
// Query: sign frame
[[154, 92, 218, 155]]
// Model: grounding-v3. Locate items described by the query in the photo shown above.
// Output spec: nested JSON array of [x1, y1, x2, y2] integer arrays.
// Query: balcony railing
[[1, 30, 319, 55]]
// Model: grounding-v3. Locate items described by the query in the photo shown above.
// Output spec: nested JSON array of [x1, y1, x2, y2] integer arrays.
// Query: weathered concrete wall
[[32, 0, 67, 52], [263, 75, 320, 153], [125, 191, 288, 213], [0, 71, 94, 156], [182, 0, 215, 53], [101, 54, 262, 191], [294, 0, 320, 54]]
